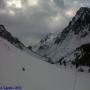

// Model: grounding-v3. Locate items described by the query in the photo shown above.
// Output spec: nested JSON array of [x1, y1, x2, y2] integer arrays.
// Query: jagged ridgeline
[[33, 7, 90, 67], [0, 25, 25, 49]]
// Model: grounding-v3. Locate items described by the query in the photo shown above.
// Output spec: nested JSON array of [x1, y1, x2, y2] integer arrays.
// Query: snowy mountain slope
[[32, 33, 57, 53], [0, 37, 90, 90], [0, 24, 45, 60], [33, 7, 90, 66]]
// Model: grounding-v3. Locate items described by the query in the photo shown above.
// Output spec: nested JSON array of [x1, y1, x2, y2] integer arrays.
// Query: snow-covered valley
[[0, 37, 90, 90]]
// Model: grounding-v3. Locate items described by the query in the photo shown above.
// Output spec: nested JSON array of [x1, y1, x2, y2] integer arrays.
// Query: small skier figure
[[63, 61, 66, 66], [22, 67, 26, 71]]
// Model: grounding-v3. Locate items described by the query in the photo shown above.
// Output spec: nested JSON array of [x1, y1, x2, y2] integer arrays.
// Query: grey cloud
[[54, 0, 65, 8], [0, 0, 5, 8]]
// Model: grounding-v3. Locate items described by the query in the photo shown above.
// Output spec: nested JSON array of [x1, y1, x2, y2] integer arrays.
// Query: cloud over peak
[[0, 0, 90, 45]]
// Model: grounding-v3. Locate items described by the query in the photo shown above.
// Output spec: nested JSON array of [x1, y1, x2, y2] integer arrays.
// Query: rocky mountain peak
[[0, 25, 6, 31], [77, 7, 90, 15], [69, 7, 90, 31], [53, 7, 90, 44]]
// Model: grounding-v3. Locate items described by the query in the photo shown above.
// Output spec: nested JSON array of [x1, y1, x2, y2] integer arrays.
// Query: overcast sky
[[0, 0, 90, 46]]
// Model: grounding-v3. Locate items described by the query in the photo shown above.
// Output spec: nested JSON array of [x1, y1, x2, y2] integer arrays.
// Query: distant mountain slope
[[0, 37, 90, 90], [0, 25, 25, 49], [33, 7, 90, 67]]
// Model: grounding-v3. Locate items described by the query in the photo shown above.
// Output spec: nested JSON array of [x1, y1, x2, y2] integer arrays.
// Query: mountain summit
[[33, 7, 90, 67]]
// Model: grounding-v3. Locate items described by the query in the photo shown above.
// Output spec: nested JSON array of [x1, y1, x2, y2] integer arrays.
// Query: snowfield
[[0, 37, 90, 90]]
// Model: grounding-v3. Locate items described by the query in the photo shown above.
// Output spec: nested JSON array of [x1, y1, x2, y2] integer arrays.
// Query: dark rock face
[[54, 28, 70, 44], [0, 25, 25, 49], [27, 45, 32, 50], [75, 44, 90, 66], [71, 7, 90, 34]]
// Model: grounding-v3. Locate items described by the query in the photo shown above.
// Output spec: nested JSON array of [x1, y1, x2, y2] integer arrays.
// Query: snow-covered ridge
[[0, 25, 25, 50]]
